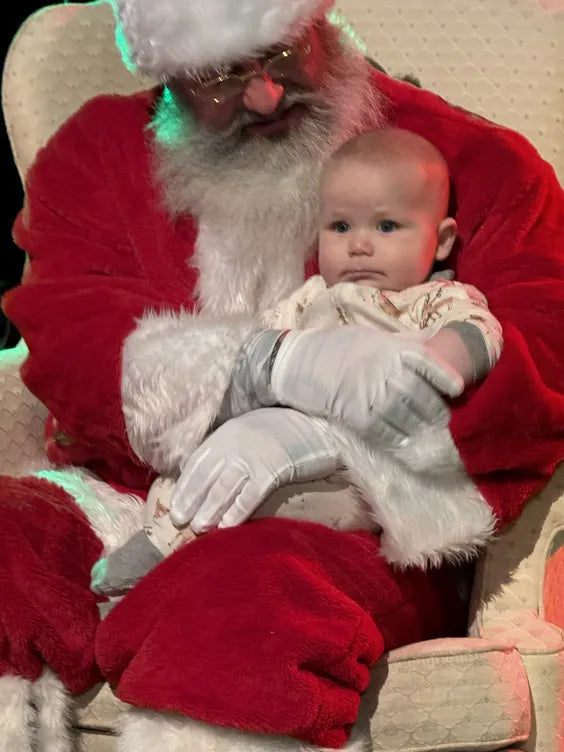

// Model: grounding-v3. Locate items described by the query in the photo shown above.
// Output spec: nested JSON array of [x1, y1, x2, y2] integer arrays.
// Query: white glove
[[169, 407, 340, 533], [270, 327, 464, 447], [223, 326, 464, 448]]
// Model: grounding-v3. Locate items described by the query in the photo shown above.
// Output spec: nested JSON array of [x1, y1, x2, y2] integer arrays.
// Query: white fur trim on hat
[[110, 0, 334, 77]]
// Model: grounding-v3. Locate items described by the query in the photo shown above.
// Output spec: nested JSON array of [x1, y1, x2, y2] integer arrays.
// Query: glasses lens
[[264, 49, 297, 80], [198, 76, 245, 103]]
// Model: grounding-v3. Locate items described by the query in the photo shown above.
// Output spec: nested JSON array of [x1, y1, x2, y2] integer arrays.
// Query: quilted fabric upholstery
[[480, 612, 564, 752], [75, 732, 117, 752], [335, 0, 564, 185], [368, 638, 530, 751], [2, 1, 156, 180], [0, 342, 48, 476], [74, 684, 128, 732], [468, 467, 564, 750], [469, 464, 564, 630]]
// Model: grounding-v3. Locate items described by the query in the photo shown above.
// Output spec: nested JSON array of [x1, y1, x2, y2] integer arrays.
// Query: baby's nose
[[349, 236, 375, 256], [242, 76, 284, 115]]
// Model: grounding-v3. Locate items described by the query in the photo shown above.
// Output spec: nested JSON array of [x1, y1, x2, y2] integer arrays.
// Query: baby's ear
[[435, 217, 458, 262]]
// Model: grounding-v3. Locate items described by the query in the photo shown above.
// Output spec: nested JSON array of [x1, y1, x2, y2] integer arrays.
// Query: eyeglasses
[[189, 42, 312, 105]]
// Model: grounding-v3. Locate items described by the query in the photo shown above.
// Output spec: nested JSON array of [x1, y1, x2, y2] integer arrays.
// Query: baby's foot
[[90, 530, 164, 596]]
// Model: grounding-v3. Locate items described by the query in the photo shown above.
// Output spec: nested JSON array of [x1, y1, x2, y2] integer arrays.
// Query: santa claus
[[1, 0, 564, 750]]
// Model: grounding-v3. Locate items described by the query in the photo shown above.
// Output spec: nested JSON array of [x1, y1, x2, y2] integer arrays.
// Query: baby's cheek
[[318, 236, 341, 285]]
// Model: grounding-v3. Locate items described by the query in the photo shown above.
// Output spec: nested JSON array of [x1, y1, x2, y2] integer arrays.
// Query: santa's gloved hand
[[169, 407, 339, 533], [223, 326, 464, 447]]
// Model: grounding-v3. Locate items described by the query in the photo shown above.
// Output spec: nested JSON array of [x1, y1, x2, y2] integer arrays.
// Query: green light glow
[[148, 86, 196, 148], [327, 10, 368, 54]]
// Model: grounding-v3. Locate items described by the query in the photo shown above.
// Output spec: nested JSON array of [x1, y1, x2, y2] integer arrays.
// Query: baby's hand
[[424, 329, 474, 391]]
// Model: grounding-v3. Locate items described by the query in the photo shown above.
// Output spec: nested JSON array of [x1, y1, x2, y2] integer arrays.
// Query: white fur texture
[[111, 0, 334, 77], [118, 708, 370, 752], [122, 312, 258, 474], [330, 421, 496, 568], [0, 675, 33, 752], [30, 669, 72, 752], [33, 467, 145, 553]]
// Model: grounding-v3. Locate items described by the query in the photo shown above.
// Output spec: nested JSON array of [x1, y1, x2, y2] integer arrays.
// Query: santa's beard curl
[[150, 25, 385, 315]]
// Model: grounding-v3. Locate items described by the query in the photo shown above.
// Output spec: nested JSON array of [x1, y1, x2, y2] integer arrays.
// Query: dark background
[[1, 2, 51, 349]]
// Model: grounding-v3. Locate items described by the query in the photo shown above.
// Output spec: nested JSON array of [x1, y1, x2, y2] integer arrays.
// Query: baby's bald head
[[317, 127, 458, 291], [322, 128, 451, 223]]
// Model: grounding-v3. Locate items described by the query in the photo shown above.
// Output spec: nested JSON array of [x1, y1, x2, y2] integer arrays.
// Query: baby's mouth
[[341, 270, 384, 281]]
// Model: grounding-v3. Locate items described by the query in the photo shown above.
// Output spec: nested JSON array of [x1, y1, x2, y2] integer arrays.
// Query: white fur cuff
[[122, 311, 258, 475], [111, 0, 334, 77], [119, 707, 369, 752], [0, 675, 33, 752], [0, 670, 72, 752], [331, 423, 496, 569]]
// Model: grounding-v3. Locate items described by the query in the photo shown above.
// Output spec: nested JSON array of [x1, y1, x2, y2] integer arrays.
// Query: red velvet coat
[[5, 70, 564, 529]]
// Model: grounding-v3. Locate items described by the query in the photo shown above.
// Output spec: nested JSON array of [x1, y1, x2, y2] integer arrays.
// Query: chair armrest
[[469, 464, 564, 633], [0, 340, 49, 475], [365, 636, 530, 750], [478, 611, 564, 752]]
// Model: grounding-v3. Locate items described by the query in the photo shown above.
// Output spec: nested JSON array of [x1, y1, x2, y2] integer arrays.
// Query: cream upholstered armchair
[[1, 2, 564, 751]]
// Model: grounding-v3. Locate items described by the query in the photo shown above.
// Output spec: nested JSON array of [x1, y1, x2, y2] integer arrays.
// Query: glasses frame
[[189, 42, 312, 104]]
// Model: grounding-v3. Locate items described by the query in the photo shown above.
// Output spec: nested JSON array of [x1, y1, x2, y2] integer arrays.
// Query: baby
[[91, 127, 503, 597]]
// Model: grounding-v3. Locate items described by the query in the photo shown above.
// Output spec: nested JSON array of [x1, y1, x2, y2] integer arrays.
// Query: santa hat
[[110, 0, 335, 78]]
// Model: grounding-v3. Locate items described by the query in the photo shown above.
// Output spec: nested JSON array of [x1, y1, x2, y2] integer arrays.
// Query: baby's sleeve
[[259, 276, 328, 329], [414, 282, 504, 381]]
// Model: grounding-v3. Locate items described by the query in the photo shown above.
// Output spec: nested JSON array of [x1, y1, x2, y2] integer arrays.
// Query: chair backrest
[[1, 0, 156, 181], [3, 0, 563, 183], [335, 0, 564, 185]]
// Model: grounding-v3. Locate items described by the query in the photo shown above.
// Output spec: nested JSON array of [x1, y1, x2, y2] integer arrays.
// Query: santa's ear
[[435, 217, 458, 262]]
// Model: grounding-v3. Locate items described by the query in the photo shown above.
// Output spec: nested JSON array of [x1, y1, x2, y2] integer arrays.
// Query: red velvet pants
[[1, 474, 465, 748]]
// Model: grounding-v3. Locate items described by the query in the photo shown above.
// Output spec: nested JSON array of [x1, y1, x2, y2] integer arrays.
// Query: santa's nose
[[243, 76, 284, 115]]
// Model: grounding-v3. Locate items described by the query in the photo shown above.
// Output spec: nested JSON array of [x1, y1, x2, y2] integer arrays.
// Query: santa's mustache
[[220, 87, 329, 136]]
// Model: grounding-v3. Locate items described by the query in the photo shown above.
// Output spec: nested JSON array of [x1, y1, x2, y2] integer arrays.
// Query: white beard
[[150, 36, 384, 317]]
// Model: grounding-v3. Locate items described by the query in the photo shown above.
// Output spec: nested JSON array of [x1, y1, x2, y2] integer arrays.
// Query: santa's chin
[[243, 103, 308, 138]]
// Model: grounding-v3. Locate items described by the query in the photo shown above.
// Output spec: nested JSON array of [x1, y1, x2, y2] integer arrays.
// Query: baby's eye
[[378, 220, 399, 233], [331, 221, 350, 233]]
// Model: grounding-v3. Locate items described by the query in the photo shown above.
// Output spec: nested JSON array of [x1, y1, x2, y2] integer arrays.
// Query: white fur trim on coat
[[330, 422, 496, 569], [0, 670, 72, 752], [0, 675, 33, 752], [111, 0, 334, 77], [122, 311, 258, 475], [30, 669, 72, 752], [33, 467, 145, 555], [118, 707, 369, 752]]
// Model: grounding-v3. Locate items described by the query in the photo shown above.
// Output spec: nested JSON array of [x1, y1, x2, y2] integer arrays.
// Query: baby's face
[[318, 158, 447, 291]]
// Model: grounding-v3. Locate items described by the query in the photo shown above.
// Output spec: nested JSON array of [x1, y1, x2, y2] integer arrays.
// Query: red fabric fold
[[0, 476, 103, 693], [96, 518, 461, 748]]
